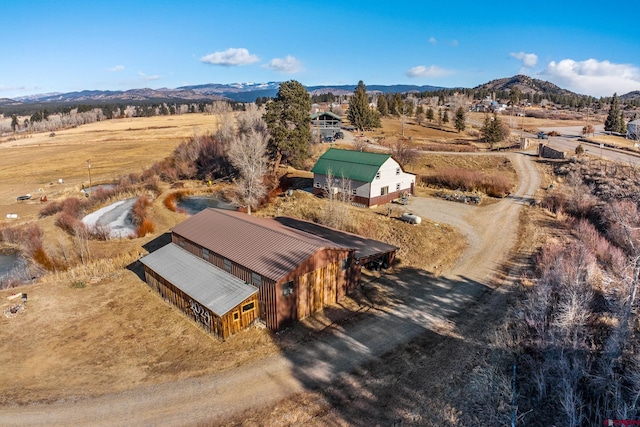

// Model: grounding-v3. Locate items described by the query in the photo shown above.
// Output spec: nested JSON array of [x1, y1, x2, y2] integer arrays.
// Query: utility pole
[[86, 160, 92, 197], [401, 103, 406, 137]]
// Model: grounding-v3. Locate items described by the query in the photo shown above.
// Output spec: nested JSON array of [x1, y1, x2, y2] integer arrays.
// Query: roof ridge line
[[208, 208, 333, 248]]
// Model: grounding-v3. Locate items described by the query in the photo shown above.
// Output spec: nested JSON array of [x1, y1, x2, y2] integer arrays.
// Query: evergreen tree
[[454, 107, 466, 133], [620, 112, 627, 134], [416, 105, 424, 116], [377, 94, 388, 116], [442, 110, 449, 124], [348, 81, 379, 131], [605, 93, 622, 132], [263, 80, 312, 170], [481, 113, 505, 148], [426, 107, 434, 122], [11, 114, 18, 132], [404, 101, 414, 117]]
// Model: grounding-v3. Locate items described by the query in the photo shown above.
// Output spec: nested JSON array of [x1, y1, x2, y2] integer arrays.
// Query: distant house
[[140, 208, 397, 337], [311, 111, 342, 139], [311, 148, 416, 207]]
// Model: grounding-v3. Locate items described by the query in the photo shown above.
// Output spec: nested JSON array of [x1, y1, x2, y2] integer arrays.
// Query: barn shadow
[[126, 232, 172, 281], [244, 259, 503, 425]]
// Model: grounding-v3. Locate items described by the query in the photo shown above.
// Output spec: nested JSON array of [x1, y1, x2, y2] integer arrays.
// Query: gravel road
[[0, 152, 541, 427]]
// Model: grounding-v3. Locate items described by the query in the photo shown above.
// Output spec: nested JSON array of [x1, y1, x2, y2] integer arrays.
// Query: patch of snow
[[82, 198, 137, 239]]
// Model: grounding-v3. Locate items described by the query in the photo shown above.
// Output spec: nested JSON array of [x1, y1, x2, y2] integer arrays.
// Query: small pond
[[0, 252, 25, 282], [176, 196, 236, 216], [82, 198, 137, 239]]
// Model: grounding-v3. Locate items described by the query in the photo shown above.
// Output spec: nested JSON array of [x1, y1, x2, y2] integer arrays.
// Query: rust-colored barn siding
[[273, 248, 355, 329], [170, 234, 355, 331], [143, 266, 258, 339]]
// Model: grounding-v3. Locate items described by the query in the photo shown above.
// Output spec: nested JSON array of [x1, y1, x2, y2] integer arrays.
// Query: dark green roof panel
[[311, 148, 391, 182]]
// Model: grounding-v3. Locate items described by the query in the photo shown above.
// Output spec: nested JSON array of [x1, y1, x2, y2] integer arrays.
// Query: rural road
[[0, 152, 541, 426]]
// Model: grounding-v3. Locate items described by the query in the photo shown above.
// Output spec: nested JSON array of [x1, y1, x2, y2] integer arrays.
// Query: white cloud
[[200, 48, 259, 66], [429, 37, 436, 45], [265, 55, 303, 73], [540, 58, 640, 97], [138, 72, 161, 81], [405, 65, 451, 78], [107, 65, 125, 72], [510, 51, 538, 68]]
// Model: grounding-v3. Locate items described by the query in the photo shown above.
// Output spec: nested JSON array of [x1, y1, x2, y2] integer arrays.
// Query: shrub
[[136, 219, 155, 237], [131, 195, 151, 226], [420, 167, 512, 197], [39, 200, 64, 217], [55, 212, 85, 235]]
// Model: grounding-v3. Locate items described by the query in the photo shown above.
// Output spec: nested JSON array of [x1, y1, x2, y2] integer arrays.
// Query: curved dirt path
[[0, 152, 541, 427]]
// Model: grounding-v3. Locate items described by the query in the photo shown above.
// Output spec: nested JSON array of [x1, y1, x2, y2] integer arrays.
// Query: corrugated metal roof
[[311, 148, 391, 182], [273, 217, 398, 260], [140, 243, 257, 317], [171, 209, 351, 282]]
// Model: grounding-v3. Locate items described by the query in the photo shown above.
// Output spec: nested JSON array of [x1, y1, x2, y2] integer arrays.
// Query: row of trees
[[1, 101, 241, 134]]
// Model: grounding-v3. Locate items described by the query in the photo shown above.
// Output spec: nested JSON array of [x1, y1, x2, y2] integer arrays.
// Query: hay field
[[0, 114, 222, 221]]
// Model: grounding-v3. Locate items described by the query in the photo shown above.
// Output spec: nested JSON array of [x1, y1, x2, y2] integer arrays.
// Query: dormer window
[[375, 171, 381, 179]]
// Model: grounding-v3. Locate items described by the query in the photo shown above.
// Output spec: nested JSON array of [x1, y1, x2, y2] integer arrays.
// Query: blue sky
[[1, 0, 639, 98]]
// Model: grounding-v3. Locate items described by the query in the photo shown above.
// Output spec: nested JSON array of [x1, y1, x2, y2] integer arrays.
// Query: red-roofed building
[[141, 209, 397, 335]]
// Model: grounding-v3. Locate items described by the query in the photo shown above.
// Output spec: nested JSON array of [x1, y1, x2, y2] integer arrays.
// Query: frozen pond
[[176, 196, 235, 216], [0, 252, 25, 282], [82, 198, 137, 239]]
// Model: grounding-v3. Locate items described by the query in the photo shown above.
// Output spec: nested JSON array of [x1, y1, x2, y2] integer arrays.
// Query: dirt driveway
[[0, 152, 541, 426]]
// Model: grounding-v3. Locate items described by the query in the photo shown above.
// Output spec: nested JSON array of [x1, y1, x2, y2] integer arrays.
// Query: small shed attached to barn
[[140, 243, 259, 339]]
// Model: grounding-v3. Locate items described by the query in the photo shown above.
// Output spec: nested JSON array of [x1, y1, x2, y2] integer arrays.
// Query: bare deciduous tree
[[227, 130, 269, 215], [320, 168, 353, 231]]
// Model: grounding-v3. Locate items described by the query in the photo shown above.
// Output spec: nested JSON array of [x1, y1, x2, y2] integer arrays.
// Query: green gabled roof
[[310, 111, 342, 120], [311, 148, 391, 182]]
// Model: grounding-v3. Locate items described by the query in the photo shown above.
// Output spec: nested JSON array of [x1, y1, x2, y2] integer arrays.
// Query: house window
[[381, 186, 389, 196], [352, 188, 357, 196], [315, 182, 321, 188], [178, 239, 185, 247], [233, 311, 239, 321], [396, 167, 400, 175], [396, 183, 401, 191], [223, 259, 232, 273], [342, 257, 351, 270], [202, 248, 209, 259], [242, 302, 255, 313], [375, 171, 381, 179], [251, 272, 262, 287], [282, 281, 294, 296]]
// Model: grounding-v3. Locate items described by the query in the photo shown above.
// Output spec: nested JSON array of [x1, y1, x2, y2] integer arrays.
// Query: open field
[[0, 110, 607, 422], [0, 113, 469, 405], [0, 114, 222, 221]]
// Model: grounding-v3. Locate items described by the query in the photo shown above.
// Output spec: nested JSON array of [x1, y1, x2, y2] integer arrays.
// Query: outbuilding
[[311, 148, 416, 207], [140, 208, 398, 336]]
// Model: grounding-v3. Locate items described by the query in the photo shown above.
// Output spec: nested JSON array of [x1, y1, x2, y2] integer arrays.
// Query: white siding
[[368, 158, 415, 198]]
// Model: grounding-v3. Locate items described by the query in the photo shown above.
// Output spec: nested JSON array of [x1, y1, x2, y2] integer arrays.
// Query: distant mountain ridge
[[474, 74, 577, 96], [3, 76, 635, 107]]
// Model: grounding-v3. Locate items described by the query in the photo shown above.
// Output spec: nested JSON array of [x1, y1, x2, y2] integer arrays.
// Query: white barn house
[[311, 148, 416, 207]]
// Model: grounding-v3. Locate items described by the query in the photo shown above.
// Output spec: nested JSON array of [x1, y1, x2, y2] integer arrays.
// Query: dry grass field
[[0, 114, 222, 221], [0, 112, 470, 405], [0, 110, 601, 409]]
